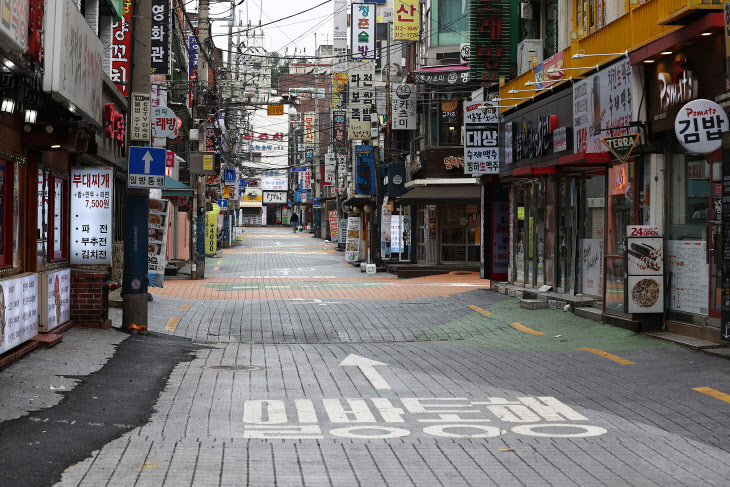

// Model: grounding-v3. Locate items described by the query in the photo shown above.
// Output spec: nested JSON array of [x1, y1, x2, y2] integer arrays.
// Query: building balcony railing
[[499, 0, 720, 110]]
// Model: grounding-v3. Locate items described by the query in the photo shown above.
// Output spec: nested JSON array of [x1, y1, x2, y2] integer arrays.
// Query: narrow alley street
[[1, 227, 730, 486]]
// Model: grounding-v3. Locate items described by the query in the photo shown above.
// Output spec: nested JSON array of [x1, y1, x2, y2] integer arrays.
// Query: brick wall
[[70, 269, 111, 329]]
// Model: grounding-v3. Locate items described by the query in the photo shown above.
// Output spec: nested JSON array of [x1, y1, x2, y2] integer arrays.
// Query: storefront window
[[605, 163, 633, 315], [429, 94, 462, 147], [515, 186, 525, 284], [439, 205, 479, 265], [667, 154, 714, 319], [557, 179, 575, 292], [0, 159, 13, 267], [49, 175, 69, 262], [431, 0, 469, 47]]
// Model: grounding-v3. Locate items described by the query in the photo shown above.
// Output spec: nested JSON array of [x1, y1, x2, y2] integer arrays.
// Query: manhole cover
[[204, 365, 262, 371], [455, 272, 472, 275]]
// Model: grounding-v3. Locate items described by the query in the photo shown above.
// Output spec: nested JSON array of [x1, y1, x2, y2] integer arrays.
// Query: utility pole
[[194, 0, 210, 278], [313, 34, 319, 236], [122, 0, 152, 330]]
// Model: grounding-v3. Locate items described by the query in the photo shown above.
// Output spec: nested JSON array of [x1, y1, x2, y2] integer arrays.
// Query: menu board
[[391, 215, 404, 253], [345, 217, 361, 262], [381, 207, 392, 258], [626, 234, 663, 314], [43, 269, 71, 332], [70, 167, 113, 265], [148, 199, 170, 288], [668, 240, 708, 315], [0, 274, 39, 354], [329, 211, 339, 242]]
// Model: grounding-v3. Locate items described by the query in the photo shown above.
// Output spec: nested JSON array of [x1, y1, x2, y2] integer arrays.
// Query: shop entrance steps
[[575, 306, 603, 322]]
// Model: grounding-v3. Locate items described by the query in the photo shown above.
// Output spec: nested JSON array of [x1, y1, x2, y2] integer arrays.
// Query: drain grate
[[204, 365, 263, 371]]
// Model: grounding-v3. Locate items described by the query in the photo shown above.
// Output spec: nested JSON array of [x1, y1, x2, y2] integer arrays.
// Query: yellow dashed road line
[[165, 317, 180, 331], [217, 259, 222, 265], [441, 295, 451, 298], [179, 304, 191, 310], [509, 322, 545, 336], [693, 387, 730, 404], [214, 266, 219, 270], [578, 347, 636, 365], [468, 304, 493, 316]]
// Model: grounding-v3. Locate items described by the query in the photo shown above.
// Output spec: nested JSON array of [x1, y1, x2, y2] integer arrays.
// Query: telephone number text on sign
[[242, 396, 607, 439]]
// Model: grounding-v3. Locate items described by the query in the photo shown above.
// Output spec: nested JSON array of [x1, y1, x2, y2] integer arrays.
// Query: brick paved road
[[59, 227, 730, 486]]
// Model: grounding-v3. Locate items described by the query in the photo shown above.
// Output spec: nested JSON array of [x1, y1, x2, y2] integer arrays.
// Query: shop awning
[[342, 194, 374, 207], [241, 200, 263, 208], [397, 185, 480, 204], [511, 166, 559, 178], [161, 177, 194, 196], [558, 151, 613, 168]]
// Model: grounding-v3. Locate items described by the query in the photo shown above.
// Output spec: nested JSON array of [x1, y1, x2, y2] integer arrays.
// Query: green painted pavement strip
[[201, 281, 388, 291], [421, 299, 677, 352]]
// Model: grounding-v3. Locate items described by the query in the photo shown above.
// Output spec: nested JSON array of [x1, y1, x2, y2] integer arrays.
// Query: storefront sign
[[552, 126, 568, 152], [444, 156, 465, 170], [726, 2, 730, 85], [381, 206, 392, 258], [152, 106, 178, 138], [492, 200, 509, 277], [573, 58, 634, 153], [329, 211, 339, 242], [42, 269, 70, 332], [601, 134, 640, 162], [0, 0, 28, 51], [658, 68, 698, 112], [150, 0, 170, 74], [44, 0, 103, 124], [464, 100, 499, 174], [392, 84, 416, 130], [206, 207, 219, 256], [70, 167, 113, 265], [469, 1, 510, 82], [188, 34, 198, 108], [304, 112, 316, 145], [349, 121, 371, 140], [394, 0, 418, 40], [354, 145, 375, 194], [263, 192, 286, 204], [332, 37, 348, 72], [542, 51, 565, 82], [627, 228, 664, 313], [504, 122, 514, 164], [332, 73, 348, 108], [349, 61, 375, 129], [0, 274, 39, 355], [674, 99, 728, 154], [130, 93, 151, 141], [515, 115, 557, 161], [333, 0, 347, 41], [242, 188, 263, 202], [627, 225, 661, 237], [345, 217, 361, 261], [351, 3, 375, 60], [267, 104, 284, 116], [261, 177, 288, 191], [627, 237, 663, 275], [414, 69, 470, 86], [110, 0, 132, 96], [148, 199, 170, 288]]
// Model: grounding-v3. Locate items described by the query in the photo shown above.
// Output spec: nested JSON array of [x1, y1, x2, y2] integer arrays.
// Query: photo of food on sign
[[627, 238, 663, 275], [628, 275, 664, 313]]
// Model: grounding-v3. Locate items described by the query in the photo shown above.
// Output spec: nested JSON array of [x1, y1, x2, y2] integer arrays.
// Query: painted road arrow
[[339, 354, 391, 390]]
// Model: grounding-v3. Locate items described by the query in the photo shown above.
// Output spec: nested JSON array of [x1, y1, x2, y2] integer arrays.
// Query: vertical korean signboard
[[188, 34, 199, 109], [150, 0, 170, 74], [0, 0, 28, 51], [111, 0, 132, 95], [469, 0, 510, 82], [573, 58, 634, 153], [351, 3, 375, 60], [345, 217, 361, 261], [70, 167, 113, 265], [392, 84, 416, 130], [348, 61, 375, 139], [394, 0, 418, 40], [463, 101, 499, 174]]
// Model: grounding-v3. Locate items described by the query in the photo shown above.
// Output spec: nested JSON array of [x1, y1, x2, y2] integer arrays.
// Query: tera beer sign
[[44, 0, 103, 124]]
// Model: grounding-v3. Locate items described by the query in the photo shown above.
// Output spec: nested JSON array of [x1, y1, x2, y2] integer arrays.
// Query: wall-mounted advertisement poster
[[40, 269, 71, 332], [148, 199, 170, 288], [0, 274, 39, 355]]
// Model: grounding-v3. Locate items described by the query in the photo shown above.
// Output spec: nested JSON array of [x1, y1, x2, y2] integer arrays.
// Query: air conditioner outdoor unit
[[517, 39, 544, 76]]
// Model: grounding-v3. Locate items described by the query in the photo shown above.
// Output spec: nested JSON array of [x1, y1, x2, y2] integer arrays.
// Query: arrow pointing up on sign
[[142, 151, 154, 174], [340, 354, 391, 390]]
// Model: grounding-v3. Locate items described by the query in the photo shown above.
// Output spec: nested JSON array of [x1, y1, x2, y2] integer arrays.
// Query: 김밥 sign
[[148, 199, 170, 288], [70, 167, 113, 265], [674, 99, 729, 154], [0, 274, 39, 355]]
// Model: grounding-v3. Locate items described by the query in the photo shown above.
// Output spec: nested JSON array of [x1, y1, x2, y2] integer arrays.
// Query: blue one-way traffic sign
[[128, 147, 166, 189]]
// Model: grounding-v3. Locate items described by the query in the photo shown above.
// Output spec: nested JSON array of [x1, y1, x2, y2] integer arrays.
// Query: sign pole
[[721, 141, 730, 342], [122, 0, 152, 331]]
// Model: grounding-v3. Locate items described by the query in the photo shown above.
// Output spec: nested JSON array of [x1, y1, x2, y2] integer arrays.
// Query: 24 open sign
[[627, 225, 661, 237]]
